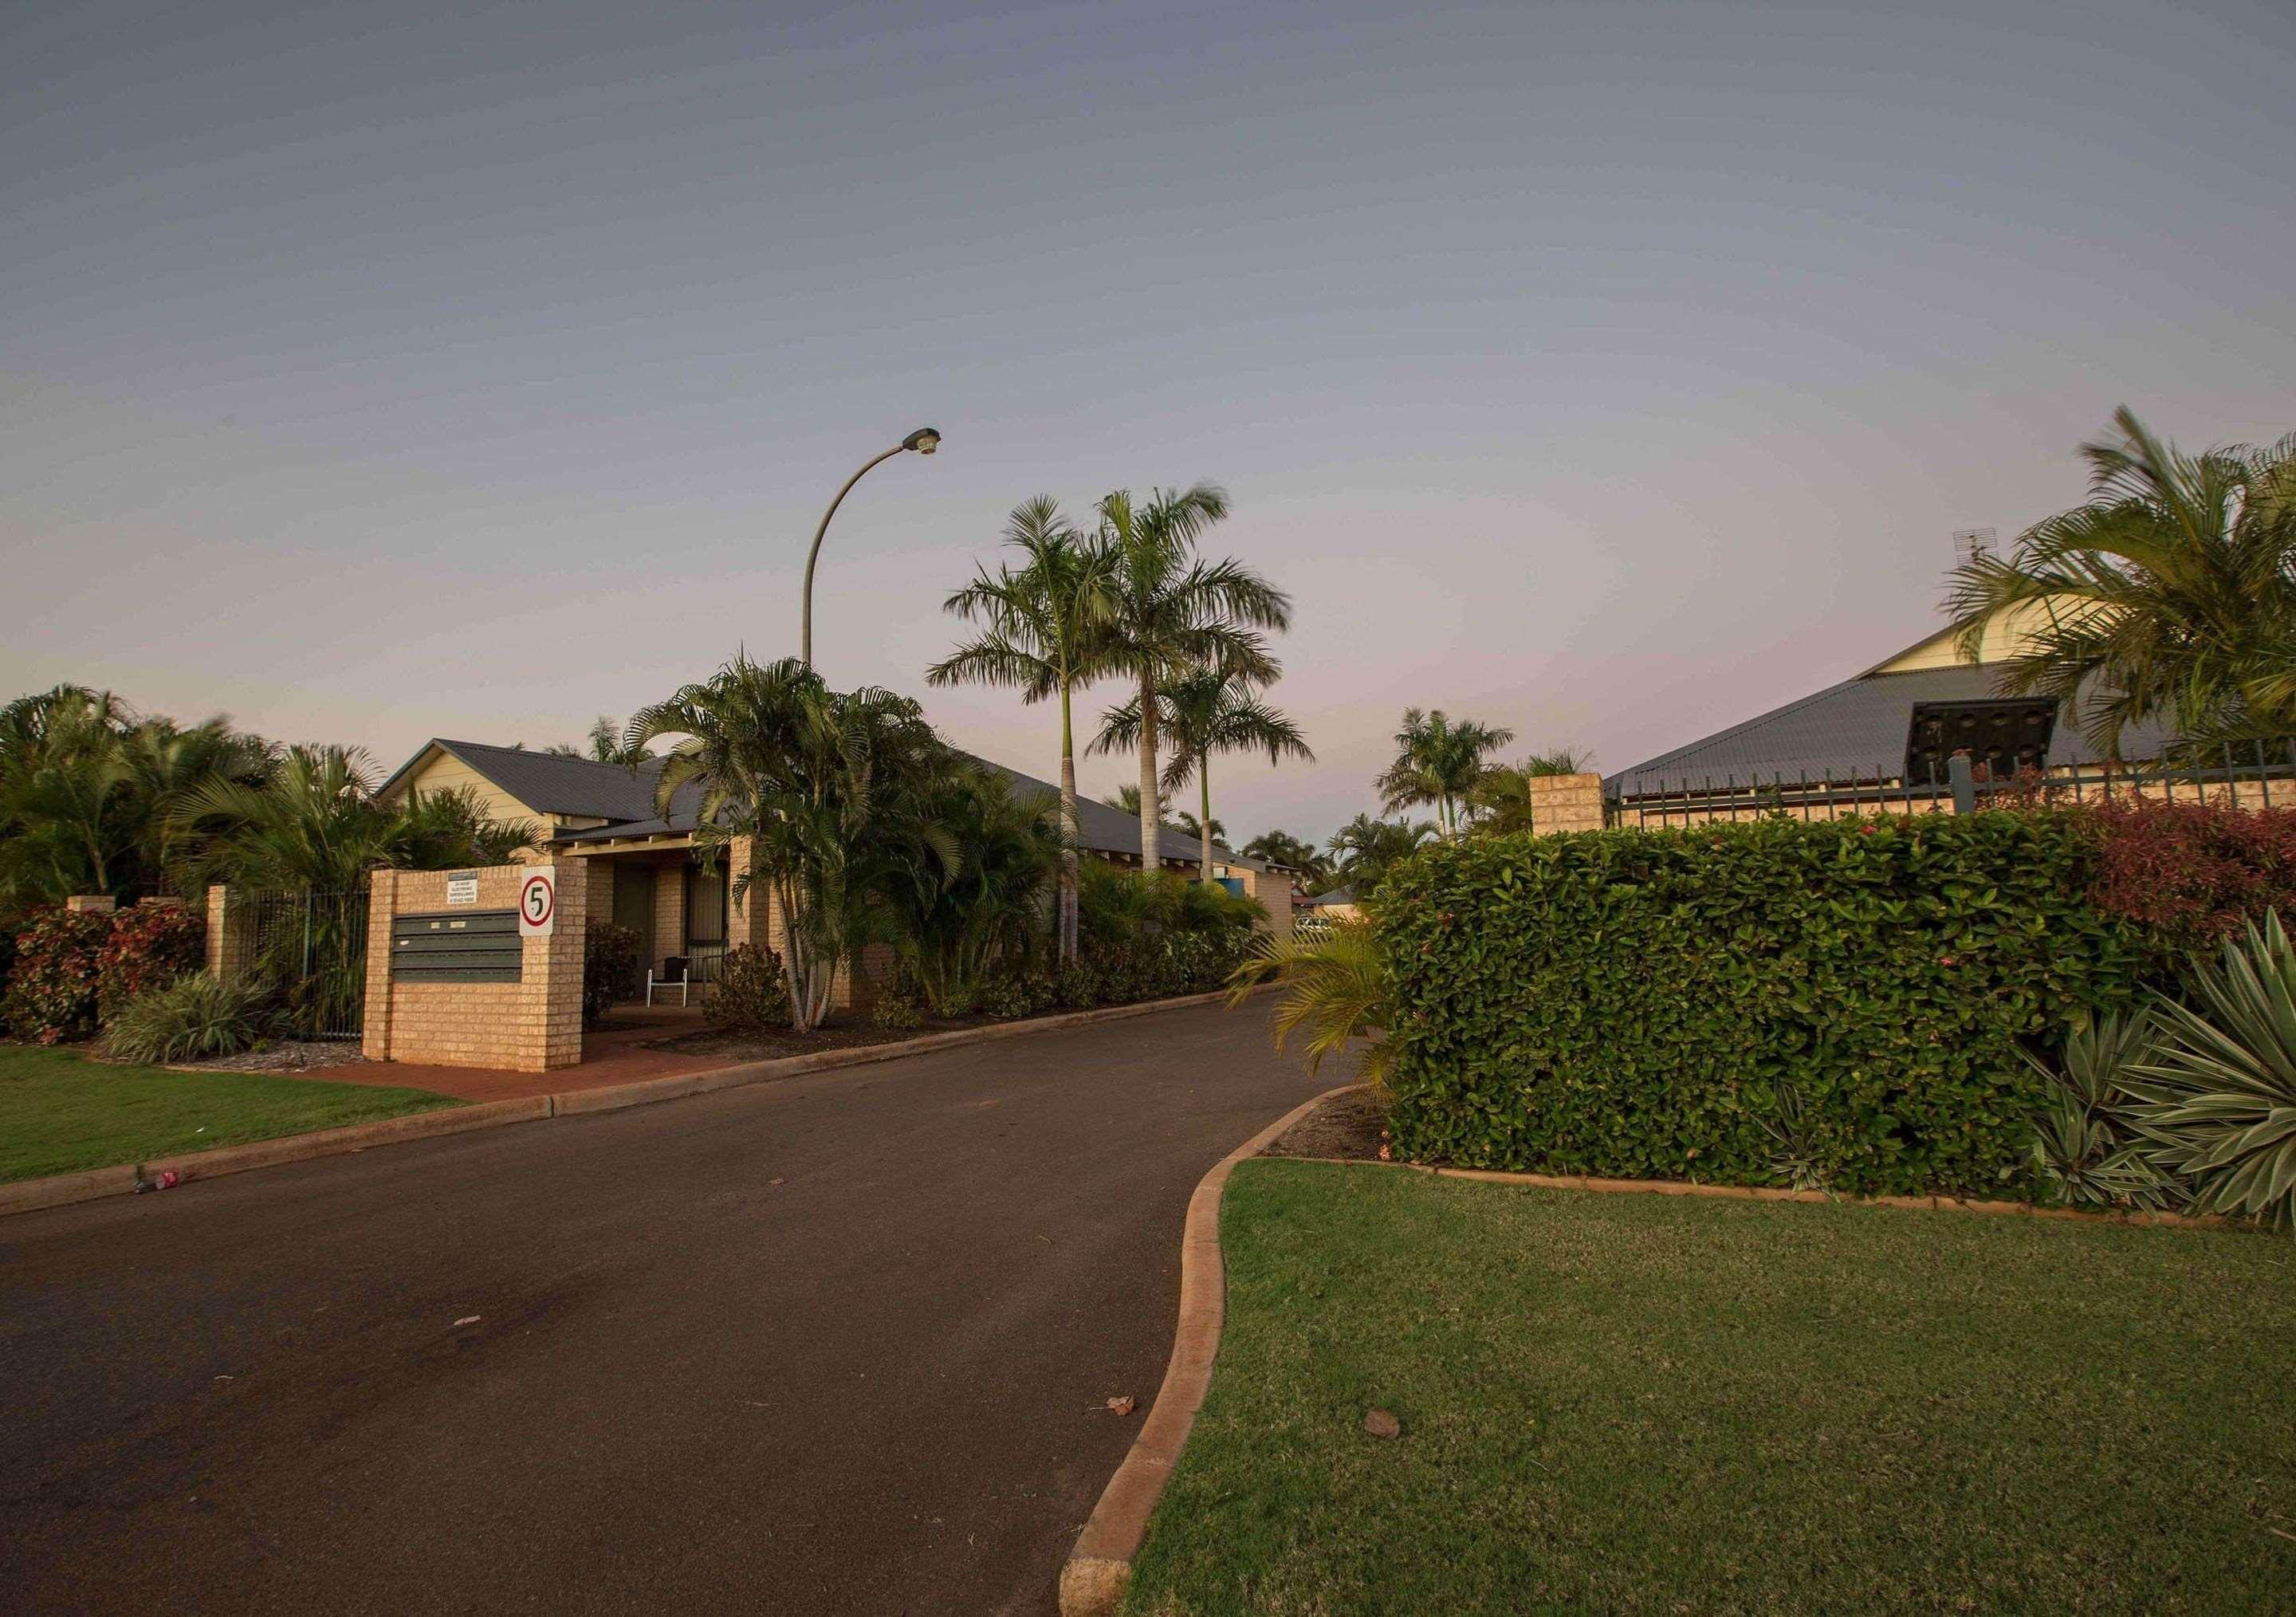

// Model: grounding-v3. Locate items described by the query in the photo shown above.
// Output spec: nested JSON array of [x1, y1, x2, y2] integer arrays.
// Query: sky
[[5, 0, 2292, 846]]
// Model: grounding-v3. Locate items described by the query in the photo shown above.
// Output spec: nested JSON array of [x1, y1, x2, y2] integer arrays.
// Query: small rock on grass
[[1363, 1407, 1401, 1439]]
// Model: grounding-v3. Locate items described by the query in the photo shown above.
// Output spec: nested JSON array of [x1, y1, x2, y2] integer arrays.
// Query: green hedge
[[1378, 814, 2152, 1198]]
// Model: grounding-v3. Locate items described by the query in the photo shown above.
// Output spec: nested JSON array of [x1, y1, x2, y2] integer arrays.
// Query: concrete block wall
[[362, 862, 588, 1073], [1527, 773, 1607, 835], [1233, 866, 1292, 944]]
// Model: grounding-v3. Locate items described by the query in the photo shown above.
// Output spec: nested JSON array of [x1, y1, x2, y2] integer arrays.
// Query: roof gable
[[377, 739, 665, 822]]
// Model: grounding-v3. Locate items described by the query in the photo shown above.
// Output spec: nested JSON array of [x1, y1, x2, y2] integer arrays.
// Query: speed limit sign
[[518, 867, 556, 937]]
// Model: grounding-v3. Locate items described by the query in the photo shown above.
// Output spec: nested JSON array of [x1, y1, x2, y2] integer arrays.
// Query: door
[[685, 861, 729, 982], [612, 864, 656, 970]]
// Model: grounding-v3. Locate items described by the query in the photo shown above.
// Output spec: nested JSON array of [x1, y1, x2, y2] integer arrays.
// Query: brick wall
[[204, 884, 258, 982], [1527, 773, 1607, 835], [362, 862, 588, 1072]]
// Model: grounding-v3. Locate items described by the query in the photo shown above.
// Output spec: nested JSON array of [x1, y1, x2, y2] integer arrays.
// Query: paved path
[[2, 1001, 1327, 1615], [317, 1005, 731, 1103]]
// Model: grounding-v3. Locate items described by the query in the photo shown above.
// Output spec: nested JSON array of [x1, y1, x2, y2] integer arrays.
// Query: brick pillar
[[1234, 867, 1293, 945], [526, 859, 588, 1071], [65, 895, 116, 914], [362, 872, 399, 1060], [206, 885, 259, 982], [1526, 773, 1607, 836]]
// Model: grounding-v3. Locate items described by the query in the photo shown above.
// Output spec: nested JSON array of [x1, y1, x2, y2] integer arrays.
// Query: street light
[[800, 427, 942, 668]]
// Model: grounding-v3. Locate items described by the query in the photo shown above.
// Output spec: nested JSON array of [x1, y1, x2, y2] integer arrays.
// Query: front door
[[612, 864, 656, 970], [686, 861, 729, 982]]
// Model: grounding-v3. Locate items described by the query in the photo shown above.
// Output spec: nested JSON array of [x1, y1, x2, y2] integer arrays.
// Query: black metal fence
[[1619, 738, 2296, 830], [246, 887, 370, 1039]]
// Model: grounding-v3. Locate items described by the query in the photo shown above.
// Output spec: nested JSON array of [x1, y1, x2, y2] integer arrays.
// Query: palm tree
[[1175, 809, 1227, 844], [927, 496, 1115, 962], [1467, 747, 1594, 835], [629, 655, 957, 1030], [1325, 812, 1437, 895], [1104, 782, 1165, 819], [885, 767, 1061, 1011], [1374, 708, 1516, 839], [545, 715, 654, 765], [1945, 408, 2296, 750], [1094, 664, 1313, 883], [1225, 919, 1394, 1096], [1240, 829, 1329, 886], [1093, 485, 1291, 871]]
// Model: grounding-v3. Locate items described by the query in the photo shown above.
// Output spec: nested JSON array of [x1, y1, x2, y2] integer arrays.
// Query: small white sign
[[446, 871, 479, 906], [518, 867, 556, 938]]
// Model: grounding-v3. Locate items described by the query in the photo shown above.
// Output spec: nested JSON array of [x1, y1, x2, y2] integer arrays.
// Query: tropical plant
[[1467, 748, 1594, 836], [699, 944, 794, 1035], [1240, 829, 1327, 884], [927, 495, 1116, 963], [1093, 663, 1313, 882], [1374, 708, 1516, 839], [105, 973, 272, 1065], [1105, 783, 1165, 819], [629, 655, 959, 1030], [1324, 812, 1437, 895], [547, 715, 654, 765], [1945, 408, 2296, 750], [96, 903, 207, 1021], [2121, 912, 2296, 1232], [1091, 484, 1290, 871], [2, 905, 115, 1043], [883, 766, 1061, 1014], [2023, 1009, 2177, 1210], [1225, 919, 1394, 1096]]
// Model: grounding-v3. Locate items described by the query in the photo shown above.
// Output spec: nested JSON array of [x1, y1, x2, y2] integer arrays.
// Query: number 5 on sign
[[519, 868, 556, 937]]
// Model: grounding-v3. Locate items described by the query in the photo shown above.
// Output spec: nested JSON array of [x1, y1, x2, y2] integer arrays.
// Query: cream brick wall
[[205, 884, 258, 982], [1527, 773, 1607, 835], [362, 862, 588, 1073]]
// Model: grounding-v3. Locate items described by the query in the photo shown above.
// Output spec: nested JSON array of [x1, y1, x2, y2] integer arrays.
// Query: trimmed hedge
[[1379, 813, 2152, 1198]]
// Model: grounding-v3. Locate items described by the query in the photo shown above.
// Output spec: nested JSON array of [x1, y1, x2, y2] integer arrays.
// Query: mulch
[[1260, 1084, 1388, 1162]]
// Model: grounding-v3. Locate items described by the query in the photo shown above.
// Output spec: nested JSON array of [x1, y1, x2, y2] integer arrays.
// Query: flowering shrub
[[2084, 796, 2296, 957], [3, 907, 116, 1045], [96, 903, 207, 1021]]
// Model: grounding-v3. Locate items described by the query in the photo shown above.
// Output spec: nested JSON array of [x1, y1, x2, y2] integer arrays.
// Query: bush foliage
[[96, 903, 207, 1021], [2084, 796, 2296, 955], [2, 906, 116, 1045], [1379, 814, 2152, 1197], [582, 920, 645, 1029], [701, 944, 792, 1034], [107, 972, 271, 1065]]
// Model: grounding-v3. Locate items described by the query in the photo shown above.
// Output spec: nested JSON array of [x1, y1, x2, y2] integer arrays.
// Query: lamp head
[[902, 427, 942, 454]]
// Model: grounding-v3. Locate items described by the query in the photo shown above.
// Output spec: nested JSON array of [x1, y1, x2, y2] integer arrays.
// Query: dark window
[[685, 863, 728, 948]]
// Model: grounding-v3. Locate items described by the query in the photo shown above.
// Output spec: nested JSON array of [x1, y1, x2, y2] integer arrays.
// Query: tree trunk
[[1199, 763, 1215, 884], [1059, 681, 1080, 963], [1137, 670, 1162, 875]]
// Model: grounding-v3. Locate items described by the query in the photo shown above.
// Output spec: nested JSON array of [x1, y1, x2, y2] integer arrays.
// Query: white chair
[[645, 955, 692, 1007]]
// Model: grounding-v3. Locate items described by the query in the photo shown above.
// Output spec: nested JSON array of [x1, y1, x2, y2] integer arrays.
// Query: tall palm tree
[[1945, 408, 2296, 750], [1467, 747, 1594, 836], [1093, 485, 1291, 872], [1094, 663, 1314, 883], [927, 495, 1115, 962], [1240, 829, 1329, 886], [1324, 812, 1437, 895], [1374, 708, 1516, 839]]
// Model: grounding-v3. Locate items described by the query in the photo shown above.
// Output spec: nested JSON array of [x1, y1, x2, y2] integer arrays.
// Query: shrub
[[2, 906, 116, 1045], [106, 973, 272, 1064], [96, 903, 207, 1021], [872, 963, 926, 1030], [1379, 814, 2151, 1198], [2085, 796, 2296, 956], [583, 920, 645, 1029], [979, 971, 1054, 1020], [700, 945, 792, 1034]]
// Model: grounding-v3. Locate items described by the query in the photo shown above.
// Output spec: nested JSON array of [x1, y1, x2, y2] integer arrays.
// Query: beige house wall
[[361, 862, 588, 1072]]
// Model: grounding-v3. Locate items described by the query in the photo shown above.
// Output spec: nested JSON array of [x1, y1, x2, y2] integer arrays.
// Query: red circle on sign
[[521, 873, 554, 926]]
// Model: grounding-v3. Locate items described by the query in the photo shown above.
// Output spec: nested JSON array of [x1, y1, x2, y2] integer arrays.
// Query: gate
[[247, 887, 371, 1039]]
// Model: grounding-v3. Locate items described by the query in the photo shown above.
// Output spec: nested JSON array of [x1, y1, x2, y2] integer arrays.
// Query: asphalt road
[[1, 1001, 1331, 1616]]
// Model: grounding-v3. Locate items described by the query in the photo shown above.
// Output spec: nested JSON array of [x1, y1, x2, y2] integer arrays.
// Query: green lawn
[[1126, 1159, 2296, 1616], [0, 1046, 458, 1184]]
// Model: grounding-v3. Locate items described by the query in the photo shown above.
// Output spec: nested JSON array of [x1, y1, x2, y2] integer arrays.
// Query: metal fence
[[246, 887, 371, 1039], [1619, 738, 2296, 830]]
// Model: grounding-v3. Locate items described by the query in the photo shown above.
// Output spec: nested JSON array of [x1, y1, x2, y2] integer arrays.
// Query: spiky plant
[[1225, 918, 1392, 1096], [2022, 1009, 2178, 1210]]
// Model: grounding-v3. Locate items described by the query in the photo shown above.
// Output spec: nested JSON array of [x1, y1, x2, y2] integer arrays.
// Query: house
[[375, 738, 1283, 989], [1605, 600, 2172, 824], [1298, 885, 1359, 922]]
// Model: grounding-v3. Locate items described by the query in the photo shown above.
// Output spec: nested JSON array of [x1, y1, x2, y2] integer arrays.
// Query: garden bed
[[1124, 1158, 2296, 1615]]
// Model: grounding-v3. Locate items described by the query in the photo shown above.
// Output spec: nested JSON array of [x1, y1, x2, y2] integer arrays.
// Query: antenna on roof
[[1952, 526, 1997, 569]]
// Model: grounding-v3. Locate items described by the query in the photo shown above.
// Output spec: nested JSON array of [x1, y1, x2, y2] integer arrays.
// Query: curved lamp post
[[800, 426, 942, 667]]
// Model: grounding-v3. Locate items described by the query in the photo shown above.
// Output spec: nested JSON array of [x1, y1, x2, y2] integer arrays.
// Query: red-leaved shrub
[[2, 907, 116, 1044], [2086, 797, 2296, 954], [96, 903, 208, 1020]]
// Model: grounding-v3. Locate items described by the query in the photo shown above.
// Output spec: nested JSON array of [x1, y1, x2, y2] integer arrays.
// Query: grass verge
[[1124, 1158, 2296, 1615], [0, 1046, 458, 1184]]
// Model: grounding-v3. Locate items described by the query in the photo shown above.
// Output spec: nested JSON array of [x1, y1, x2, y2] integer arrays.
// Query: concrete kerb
[[0, 988, 1264, 1218], [1057, 1082, 1354, 1617]]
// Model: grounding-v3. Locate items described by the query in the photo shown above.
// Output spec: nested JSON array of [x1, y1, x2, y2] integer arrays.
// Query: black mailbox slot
[[390, 909, 521, 983]]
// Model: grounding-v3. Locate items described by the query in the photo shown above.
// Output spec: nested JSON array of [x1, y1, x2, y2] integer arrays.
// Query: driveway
[[1, 1000, 1330, 1615]]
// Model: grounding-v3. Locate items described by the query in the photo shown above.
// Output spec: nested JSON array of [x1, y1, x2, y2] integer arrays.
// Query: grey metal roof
[[1606, 666, 2170, 799], [1303, 886, 1355, 907], [378, 739, 666, 822], [546, 748, 1264, 870]]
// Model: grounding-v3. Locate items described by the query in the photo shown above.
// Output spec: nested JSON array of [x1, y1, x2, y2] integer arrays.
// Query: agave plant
[[2022, 1009, 2178, 1211], [2121, 912, 2296, 1233], [1225, 918, 1392, 1096]]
